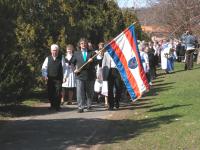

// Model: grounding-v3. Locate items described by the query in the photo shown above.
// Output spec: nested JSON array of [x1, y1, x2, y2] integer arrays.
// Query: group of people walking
[[42, 38, 122, 113], [41, 29, 199, 113]]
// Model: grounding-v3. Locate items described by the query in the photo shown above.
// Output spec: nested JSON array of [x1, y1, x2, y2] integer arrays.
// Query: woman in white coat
[[161, 40, 175, 73], [61, 44, 76, 105]]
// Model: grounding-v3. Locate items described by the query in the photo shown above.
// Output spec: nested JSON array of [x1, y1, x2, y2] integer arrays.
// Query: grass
[[0, 89, 47, 119], [99, 62, 200, 150]]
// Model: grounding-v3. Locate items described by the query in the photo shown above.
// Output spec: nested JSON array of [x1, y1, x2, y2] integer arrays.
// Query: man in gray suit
[[71, 38, 97, 113]]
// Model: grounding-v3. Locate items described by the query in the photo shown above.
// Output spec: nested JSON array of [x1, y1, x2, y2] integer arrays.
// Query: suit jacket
[[71, 50, 97, 80]]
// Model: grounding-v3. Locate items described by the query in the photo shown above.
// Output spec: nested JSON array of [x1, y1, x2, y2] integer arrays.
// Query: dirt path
[[0, 101, 136, 150]]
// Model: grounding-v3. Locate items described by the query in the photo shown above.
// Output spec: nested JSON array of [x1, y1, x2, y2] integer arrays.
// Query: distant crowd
[[137, 30, 199, 84]]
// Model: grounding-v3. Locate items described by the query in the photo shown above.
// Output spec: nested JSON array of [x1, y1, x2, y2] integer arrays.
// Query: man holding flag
[[76, 24, 150, 109], [102, 24, 150, 106]]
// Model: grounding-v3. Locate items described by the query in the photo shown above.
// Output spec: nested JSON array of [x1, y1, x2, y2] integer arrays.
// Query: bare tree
[[151, 0, 200, 37]]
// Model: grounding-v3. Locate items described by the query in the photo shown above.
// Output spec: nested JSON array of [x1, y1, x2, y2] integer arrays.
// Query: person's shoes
[[48, 106, 54, 110], [184, 66, 188, 70], [105, 103, 108, 108], [48, 107, 53, 111], [86, 107, 92, 111], [56, 107, 61, 111], [108, 107, 114, 111], [78, 109, 84, 113], [67, 102, 72, 105], [61, 102, 65, 105], [115, 102, 119, 109], [87, 106, 92, 109], [99, 96, 104, 102]]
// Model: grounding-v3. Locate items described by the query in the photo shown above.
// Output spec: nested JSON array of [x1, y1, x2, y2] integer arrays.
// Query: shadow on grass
[[144, 85, 174, 98], [127, 104, 163, 111], [114, 102, 162, 111], [154, 82, 175, 87], [152, 79, 165, 83], [193, 65, 200, 70], [138, 98, 154, 102], [172, 69, 186, 74], [171, 63, 200, 74], [148, 104, 192, 112], [0, 114, 182, 150]]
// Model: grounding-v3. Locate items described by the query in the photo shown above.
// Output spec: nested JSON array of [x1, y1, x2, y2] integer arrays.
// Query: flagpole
[[74, 46, 106, 73], [75, 22, 137, 73]]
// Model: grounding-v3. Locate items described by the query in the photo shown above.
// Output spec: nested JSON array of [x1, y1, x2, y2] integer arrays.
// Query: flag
[[105, 24, 150, 101]]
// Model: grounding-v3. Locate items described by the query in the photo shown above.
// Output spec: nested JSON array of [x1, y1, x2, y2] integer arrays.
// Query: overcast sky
[[116, 0, 150, 8]]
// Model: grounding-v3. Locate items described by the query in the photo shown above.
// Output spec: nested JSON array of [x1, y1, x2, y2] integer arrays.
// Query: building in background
[[141, 25, 170, 40]]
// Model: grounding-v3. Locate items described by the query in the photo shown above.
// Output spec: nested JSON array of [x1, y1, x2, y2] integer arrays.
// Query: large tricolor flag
[[105, 24, 150, 100]]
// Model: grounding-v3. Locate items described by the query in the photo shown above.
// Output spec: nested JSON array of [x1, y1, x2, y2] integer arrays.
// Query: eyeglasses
[[80, 42, 87, 45]]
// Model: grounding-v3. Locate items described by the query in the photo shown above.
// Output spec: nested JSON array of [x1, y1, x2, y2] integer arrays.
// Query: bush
[[0, 53, 34, 104]]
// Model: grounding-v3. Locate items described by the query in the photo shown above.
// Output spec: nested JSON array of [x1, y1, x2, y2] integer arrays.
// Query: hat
[[51, 44, 59, 50]]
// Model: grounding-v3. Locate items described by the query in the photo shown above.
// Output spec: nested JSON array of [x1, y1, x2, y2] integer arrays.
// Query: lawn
[[99, 62, 200, 150], [0, 89, 47, 119]]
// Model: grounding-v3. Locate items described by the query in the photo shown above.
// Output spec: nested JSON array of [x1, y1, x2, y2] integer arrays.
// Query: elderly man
[[42, 44, 68, 111]]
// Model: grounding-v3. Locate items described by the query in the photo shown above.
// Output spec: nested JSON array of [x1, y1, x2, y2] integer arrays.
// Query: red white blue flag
[[105, 24, 150, 100]]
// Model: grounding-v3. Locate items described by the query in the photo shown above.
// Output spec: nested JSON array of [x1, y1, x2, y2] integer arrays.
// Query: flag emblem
[[128, 57, 138, 69]]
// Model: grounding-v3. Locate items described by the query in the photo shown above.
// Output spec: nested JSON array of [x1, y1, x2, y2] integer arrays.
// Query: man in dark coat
[[42, 44, 68, 111], [71, 38, 97, 113]]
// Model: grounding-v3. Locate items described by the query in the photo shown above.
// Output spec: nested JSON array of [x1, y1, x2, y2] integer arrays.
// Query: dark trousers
[[47, 78, 62, 109], [108, 68, 121, 109], [93, 91, 104, 103], [62, 87, 75, 102], [185, 50, 195, 70], [145, 72, 151, 83], [149, 66, 156, 80]]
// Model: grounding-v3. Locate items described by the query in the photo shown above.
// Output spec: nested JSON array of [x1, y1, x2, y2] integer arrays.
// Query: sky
[[116, 0, 149, 8]]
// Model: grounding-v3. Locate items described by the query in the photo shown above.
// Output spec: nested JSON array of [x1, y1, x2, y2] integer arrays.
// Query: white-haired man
[[42, 44, 68, 111]]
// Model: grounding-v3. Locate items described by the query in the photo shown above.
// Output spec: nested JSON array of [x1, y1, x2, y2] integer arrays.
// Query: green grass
[[21, 99, 42, 106], [0, 89, 47, 119], [99, 62, 200, 150]]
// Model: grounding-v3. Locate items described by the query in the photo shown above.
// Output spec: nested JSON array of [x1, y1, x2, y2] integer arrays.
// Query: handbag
[[94, 79, 102, 93], [101, 81, 108, 96]]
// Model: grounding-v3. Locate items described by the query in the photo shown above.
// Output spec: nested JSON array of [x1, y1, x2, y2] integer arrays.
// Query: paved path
[[0, 102, 134, 150]]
